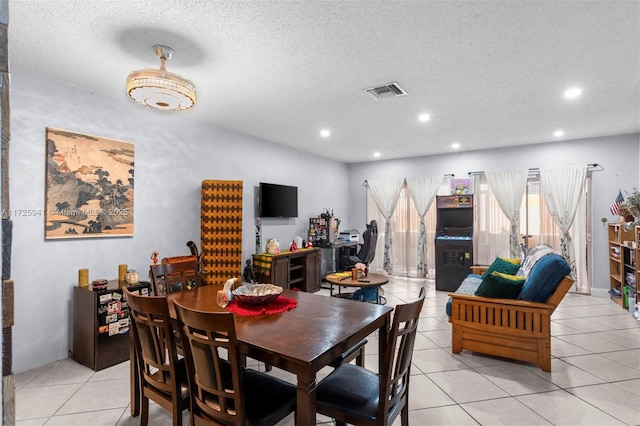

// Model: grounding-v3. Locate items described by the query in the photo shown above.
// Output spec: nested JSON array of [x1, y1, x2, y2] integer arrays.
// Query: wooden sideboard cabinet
[[253, 248, 321, 292], [72, 280, 150, 371]]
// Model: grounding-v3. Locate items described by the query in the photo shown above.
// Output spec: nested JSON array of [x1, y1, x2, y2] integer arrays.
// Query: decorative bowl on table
[[232, 283, 283, 305]]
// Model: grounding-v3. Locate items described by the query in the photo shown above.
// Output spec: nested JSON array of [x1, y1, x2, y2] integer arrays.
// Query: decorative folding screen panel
[[200, 180, 243, 285]]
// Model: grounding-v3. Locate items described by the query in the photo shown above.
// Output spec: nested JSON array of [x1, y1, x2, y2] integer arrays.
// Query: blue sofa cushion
[[446, 274, 482, 316], [517, 253, 570, 302], [475, 272, 526, 299], [516, 243, 554, 277]]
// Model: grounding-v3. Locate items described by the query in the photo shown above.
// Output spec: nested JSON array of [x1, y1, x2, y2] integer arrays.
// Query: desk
[[130, 286, 392, 425], [325, 272, 389, 304], [319, 240, 358, 278]]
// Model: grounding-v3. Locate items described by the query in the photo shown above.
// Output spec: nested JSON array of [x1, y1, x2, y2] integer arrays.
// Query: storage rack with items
[[608, 223, 637, 310], [309, 214, 339, 247], [633, 225, 640, 314], [608, 223, 623, 306], [623, 244, 636, 310]]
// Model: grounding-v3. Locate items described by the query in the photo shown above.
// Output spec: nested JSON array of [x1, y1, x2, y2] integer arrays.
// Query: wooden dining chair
[[150, 257, 201, 296], [124, 287, 189, 426], [315, 287, 426, 426], [173, 300, 297, 426], [329, 339, 368, 368]]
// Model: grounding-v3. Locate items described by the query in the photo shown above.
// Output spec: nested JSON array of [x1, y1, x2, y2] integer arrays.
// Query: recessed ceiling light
[[563, 87, 582, 100], [451, 142, 460, 149], [373, 152, 381, 158], [554, 130, 565, 137], [418, 113, 431, 123], [320, 129, 331, 138]]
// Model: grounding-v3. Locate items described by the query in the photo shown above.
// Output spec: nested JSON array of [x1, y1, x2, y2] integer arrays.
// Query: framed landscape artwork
[[45, 127, 134, 239]]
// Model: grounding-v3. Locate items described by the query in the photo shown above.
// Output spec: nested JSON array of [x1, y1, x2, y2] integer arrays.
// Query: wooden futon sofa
[[447, 252, 573, 372]]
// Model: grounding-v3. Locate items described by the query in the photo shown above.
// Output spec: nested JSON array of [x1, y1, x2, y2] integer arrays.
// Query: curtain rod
[[467, 163, 603, 176], [362, 173, 455, 186]]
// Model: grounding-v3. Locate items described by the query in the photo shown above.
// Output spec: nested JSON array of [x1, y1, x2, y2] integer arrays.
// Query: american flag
[[610, 190, 624, 216]]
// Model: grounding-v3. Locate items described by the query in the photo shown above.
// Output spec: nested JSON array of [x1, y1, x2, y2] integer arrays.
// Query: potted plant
[[620, 188, 640, 227]]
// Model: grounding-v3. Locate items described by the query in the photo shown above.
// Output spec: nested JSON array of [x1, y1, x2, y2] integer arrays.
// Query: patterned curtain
[[367, 178, 404, 274], [406, 176, 445, 277], [485, 169, 529, 258], [366, 177, 450, 278], [539, 165, 587, 281]]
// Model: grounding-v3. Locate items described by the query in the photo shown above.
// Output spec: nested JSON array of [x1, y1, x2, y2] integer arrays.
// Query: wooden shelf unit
[[608, 223, 637, 310], [634, 225, 640, 310], [253, 248, 321, 293]]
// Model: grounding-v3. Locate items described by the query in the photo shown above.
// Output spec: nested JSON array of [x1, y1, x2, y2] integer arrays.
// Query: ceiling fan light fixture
[[127, 45, 196, 111]]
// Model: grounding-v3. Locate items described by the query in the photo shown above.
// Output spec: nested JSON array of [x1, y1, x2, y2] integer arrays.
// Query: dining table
[[129, 285, 393, 425]]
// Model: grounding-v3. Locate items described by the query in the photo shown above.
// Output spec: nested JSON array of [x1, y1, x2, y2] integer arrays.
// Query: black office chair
[[341, 220, 378, 270]]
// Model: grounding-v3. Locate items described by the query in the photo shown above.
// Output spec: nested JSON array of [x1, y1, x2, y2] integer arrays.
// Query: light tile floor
[[15, 277, 640, 425]]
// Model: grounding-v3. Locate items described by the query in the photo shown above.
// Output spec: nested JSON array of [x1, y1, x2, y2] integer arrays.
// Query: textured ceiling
[[8, 0, 640, 163]]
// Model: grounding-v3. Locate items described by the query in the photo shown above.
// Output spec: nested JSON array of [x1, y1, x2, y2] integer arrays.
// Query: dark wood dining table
[[130, 286, 393, 425]]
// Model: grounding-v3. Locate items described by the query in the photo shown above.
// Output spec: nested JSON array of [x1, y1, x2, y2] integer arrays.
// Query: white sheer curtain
[[471, 174, 512, 264], [367, 178, 405, 274], [539, 172, 590, 292], [539, 165, 587, 280], [366, 177, 450, 278], [406, 176, 445, 277], [485, 169, 529, 258], [566, 181, 590, 293], [534, 181, 561, 250]]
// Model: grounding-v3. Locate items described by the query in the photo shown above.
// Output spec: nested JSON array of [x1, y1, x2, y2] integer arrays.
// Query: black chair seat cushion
[[316, 363, 380, 422], [242, 369, 297, 426], [201, 367, 295, 426]]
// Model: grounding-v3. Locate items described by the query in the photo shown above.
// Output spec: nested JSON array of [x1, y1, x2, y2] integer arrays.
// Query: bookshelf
[[608, 223, 637, 311]]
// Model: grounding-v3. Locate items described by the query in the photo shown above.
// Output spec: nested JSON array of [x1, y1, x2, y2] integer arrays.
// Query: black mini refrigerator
[[435, 195, 473, 291]]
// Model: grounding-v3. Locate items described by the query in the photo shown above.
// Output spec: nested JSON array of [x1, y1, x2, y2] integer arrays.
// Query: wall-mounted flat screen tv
[[259, 182, 298, 218]]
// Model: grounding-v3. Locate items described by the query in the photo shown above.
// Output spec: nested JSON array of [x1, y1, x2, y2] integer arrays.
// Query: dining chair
[[173, 300, 297, 426], [123, 287, 189, 426], [315, 287, 426, 426], [329, 338, 368, 368], [150, 256, 201, 296]]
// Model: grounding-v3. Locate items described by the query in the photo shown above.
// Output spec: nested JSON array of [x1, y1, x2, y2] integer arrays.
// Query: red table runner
[[226, 295, 297, 316]]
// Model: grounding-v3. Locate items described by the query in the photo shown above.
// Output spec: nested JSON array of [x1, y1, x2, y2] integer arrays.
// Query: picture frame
[[45, 127, 134, 239]]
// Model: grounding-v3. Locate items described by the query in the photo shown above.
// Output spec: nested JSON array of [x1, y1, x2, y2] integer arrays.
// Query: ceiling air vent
[[364, 81, 407, 100]]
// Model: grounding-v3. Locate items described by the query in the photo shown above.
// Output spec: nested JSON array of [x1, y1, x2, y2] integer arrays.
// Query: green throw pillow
[[475, 272, 525, 298], [482, 257, 521, 280]]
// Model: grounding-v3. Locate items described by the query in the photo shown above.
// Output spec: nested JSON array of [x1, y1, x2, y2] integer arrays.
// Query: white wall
[[347, 133, 640, 296], [9, 71, 350, 373]]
